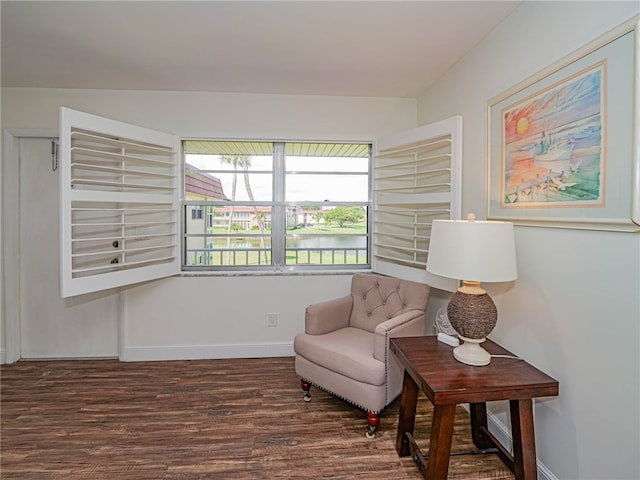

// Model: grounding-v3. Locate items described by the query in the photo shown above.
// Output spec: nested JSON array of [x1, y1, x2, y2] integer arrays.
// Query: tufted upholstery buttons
[[349, 274, 427, 333]]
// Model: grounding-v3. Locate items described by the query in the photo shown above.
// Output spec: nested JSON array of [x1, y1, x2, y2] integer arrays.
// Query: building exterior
[[185, 164, 227, 264]]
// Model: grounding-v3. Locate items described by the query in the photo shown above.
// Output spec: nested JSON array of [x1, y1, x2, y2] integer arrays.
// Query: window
[[183, 141, 371, 271], [59, 107, 459, 297], [191, 206, 203, 220]]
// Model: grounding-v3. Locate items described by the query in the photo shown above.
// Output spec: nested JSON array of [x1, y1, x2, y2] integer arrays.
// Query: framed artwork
[[487, 16, 639, 232]]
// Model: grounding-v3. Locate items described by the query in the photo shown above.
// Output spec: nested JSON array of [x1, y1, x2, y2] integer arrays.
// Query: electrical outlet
[[268, 313, 278, 327]]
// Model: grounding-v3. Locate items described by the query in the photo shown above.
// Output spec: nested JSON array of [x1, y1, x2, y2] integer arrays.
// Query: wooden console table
[[390, 336, 558, 480]]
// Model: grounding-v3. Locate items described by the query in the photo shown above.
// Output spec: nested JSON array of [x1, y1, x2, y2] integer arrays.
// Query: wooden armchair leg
[[300, 380, 312, 402], [366, 412, 380, 439]]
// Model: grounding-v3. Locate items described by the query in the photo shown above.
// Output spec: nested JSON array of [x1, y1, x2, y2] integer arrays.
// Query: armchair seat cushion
[[294, 327, 385, 386]]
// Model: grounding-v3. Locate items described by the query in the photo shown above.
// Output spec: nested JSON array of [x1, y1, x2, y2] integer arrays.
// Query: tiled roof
[[214, 206, 272, 213], [185, 164, 227, 199]]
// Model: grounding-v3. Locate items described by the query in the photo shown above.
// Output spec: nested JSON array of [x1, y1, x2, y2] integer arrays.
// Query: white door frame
[[2, 129, 57, 363]]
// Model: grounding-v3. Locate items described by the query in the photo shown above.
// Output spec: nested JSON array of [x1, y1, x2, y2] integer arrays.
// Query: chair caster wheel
[[303, 395, 312, 402], [366, 412, 379, 439]]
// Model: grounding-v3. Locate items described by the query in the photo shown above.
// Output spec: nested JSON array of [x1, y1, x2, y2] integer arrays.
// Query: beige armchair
[[293, 273, 430, 438]]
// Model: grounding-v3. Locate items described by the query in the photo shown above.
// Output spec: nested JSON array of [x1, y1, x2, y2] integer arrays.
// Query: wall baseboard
[[483, 407, 559, 480], [121, 342, 295, 362], [0, 348, 5, 365]]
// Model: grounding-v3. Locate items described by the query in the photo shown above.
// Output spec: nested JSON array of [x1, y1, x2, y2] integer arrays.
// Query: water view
[[187, 225, 368, 266]]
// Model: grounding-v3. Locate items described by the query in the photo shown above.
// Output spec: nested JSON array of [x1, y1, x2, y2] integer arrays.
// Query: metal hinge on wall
[[51, 140, 59, 171]]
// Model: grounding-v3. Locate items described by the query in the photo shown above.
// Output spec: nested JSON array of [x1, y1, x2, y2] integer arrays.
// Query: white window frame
[[182, 140, 372, 273]]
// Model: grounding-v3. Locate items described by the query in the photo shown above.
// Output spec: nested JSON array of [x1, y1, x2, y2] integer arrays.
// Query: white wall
[[1, 88, 417, 361], [122, 274, 354, 360], [0, 90, 3, 364], [2, 88, 415, 141], [417, 2, 639, 479]]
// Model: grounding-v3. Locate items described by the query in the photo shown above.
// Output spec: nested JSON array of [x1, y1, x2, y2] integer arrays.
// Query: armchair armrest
[[305, 295, 353, 335], [373, 309, 425, 362]]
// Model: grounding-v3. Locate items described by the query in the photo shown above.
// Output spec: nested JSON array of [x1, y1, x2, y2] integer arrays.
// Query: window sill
[[177, 269, 371, 278]]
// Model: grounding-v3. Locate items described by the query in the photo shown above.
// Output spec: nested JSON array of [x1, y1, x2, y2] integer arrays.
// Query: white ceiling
[[1, 1, 521, 98]]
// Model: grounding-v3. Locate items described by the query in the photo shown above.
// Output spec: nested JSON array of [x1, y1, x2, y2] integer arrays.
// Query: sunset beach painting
[[501, 61, 606, 207]]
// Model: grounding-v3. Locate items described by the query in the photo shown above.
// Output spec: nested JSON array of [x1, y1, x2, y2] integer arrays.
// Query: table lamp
[[426, 214, 517, 366]]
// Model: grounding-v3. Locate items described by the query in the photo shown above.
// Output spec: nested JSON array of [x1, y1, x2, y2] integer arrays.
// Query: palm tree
[[220, 155, 267, 264], [220, 155, 239, 264], [312, 210, 324, 227], [241, 160, 268, 263]]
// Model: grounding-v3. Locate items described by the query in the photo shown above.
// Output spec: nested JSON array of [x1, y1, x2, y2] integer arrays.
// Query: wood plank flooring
[[1, 357, 514, 479]]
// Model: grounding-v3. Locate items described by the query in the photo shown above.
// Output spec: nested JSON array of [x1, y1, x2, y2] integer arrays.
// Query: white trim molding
[[477, 405, 560, 480], [121, 342, 295, 362], [3, 129, 59, 364]]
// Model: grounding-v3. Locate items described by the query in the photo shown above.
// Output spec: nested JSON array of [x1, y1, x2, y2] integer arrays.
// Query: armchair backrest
[[349, 274, 430, 333]]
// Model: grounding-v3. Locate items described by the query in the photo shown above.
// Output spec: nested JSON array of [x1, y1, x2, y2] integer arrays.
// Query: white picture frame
[[486, 15, 639, 232]]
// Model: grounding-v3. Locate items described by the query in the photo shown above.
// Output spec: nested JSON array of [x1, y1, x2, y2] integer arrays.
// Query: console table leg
[[510, 399, 537, 480], [469, 402, 494, 449], [425, 404, 456, 480], [396, 369, 419, 456]]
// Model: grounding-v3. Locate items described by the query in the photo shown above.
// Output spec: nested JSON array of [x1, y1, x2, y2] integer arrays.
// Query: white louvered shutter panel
[[373, 116, 462, 291], [59, 107, 180, 297]]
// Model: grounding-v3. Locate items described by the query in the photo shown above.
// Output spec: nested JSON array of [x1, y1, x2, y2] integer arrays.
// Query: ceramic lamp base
[[453, 335, 491, 366]]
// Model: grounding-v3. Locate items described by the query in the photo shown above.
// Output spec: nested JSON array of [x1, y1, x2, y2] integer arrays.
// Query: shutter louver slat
[[60, 108, 180, 297], [372, 117, 462, 290]]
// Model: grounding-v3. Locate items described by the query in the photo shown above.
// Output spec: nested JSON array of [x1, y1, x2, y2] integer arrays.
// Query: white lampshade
[[426, 216, 517, 283]]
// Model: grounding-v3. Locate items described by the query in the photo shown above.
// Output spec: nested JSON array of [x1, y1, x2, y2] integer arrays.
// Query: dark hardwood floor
[[1, 357, 514, 479]]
